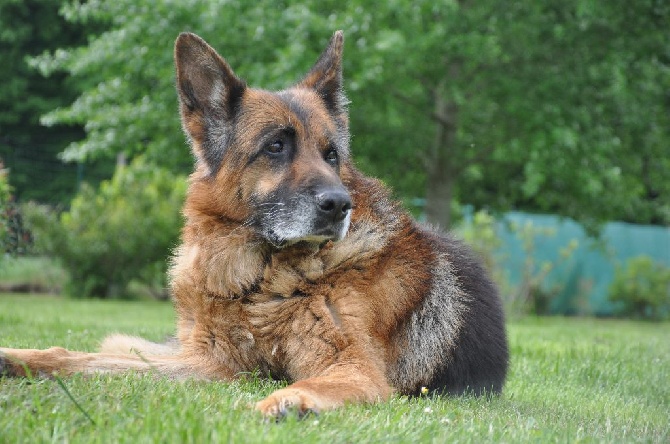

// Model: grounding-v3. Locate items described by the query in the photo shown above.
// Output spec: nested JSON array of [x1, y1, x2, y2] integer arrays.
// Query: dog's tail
[[99, 334, 179, 356]]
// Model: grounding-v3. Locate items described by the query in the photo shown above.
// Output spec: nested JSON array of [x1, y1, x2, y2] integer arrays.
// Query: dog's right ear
[[174, 33, 246, 173], [299, 31, 346, 118]]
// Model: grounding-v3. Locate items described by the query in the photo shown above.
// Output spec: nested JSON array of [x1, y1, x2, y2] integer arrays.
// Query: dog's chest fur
[[171, 210, 408, 381]]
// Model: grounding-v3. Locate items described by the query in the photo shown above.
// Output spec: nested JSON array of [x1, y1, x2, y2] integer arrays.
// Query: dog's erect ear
[[174, 33, 246, 173], [299, 31, 347, 116]]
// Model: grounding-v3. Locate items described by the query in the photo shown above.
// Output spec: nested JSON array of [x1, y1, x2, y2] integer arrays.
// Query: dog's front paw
[[255, 388, 320, 419]]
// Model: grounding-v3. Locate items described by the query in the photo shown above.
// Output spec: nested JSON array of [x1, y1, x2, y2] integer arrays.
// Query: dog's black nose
[[315, 188, 352, 221]]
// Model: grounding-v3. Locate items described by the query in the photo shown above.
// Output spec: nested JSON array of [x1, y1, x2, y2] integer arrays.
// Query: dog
[[0, 31, 508, 417]]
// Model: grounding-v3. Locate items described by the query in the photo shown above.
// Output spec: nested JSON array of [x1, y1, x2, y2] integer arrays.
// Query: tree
[[345, 0, 670, 230], [33, 0, 337, 172], [37, 0, 670, 230], [0, 0, 104, 204]]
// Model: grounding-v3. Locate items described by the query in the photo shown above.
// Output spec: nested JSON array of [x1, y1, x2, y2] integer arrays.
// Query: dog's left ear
[[299, 31, 347, 116]]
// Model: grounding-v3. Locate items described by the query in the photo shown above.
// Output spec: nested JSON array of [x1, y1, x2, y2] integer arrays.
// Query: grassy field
[[0, 294, 668, 443]]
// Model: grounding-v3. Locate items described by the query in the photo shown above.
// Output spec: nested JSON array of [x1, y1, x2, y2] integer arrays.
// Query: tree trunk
[[425, 170, 454, 229], [116, 152, 127, 168], [424, 84, 458, 230]]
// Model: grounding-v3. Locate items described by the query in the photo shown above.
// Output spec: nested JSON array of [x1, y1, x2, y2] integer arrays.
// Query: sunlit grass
[[1, 294, 668, 443]]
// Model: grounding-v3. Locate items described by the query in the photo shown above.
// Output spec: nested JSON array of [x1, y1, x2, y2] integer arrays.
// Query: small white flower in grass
[[420, 386, 429, 395], [423, 406, 433, 413]]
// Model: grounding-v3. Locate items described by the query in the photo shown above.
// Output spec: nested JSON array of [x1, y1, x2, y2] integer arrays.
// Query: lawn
[[0, 294, 668, 443]]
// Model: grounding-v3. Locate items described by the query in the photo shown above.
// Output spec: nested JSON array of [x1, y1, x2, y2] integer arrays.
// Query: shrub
[[1, 203, 67, 293], [608, 256, 670, 321], [458, 210, 502, 273], [0, 159, 32, 256], [0, 159, 10, 254], [458, 211, 579, 317], [19, 202, 63, 256], [457, 210, 515, 314], [55, 158, 186, 298], [511, 220, 579, 316]]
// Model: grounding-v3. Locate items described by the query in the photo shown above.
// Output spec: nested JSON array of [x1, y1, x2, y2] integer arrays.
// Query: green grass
[[1, 294, 668, 443]]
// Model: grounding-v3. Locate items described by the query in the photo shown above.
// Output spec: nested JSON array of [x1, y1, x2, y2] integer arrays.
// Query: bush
[[19, 202, 63, 256], [0, 159, 32, 256], [55, 158, 186, 298], [458, 210, 502, 273], [457, 210, 516, 314], [608, 256, 670, 321], [511, 220, 579, 316], [457, 211, 579, 317], [0, 159, 10, 254]]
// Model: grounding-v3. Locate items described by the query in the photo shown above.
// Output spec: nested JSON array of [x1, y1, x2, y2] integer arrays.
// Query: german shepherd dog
[[0, 31, 508, 417]]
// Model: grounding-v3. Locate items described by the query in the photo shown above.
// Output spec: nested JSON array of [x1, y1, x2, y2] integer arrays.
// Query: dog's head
[[174, 31, 352, 248]]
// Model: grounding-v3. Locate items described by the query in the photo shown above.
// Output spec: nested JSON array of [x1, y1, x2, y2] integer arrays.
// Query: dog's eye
[[325, 149, 338, 166], [266, 140, 284, 155]]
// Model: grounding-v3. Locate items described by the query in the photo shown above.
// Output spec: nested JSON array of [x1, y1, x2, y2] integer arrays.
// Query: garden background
[[2, 0, 668, 317], [0, 1, 668, 441]]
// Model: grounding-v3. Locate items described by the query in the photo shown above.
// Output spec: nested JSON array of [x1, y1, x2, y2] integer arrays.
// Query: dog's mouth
[[273, 237, 332, 250], [265, 218, 351, 249]]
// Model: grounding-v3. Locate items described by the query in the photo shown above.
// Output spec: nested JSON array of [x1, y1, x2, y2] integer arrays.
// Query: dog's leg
[[0, 346, 213, 380], [99, 333, 179, 356], [255, 361, 393, 417]]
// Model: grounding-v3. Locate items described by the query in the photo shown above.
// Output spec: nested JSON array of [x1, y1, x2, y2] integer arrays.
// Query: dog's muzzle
[[257, 185, 353, 247]]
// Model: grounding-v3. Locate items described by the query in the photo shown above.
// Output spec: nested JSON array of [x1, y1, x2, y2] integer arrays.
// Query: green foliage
[[18, 202, 62, 256], [458, 210, 502, 273], [346, 0, 670, 230], [457, 211, 514, 306], [1, 295, 669, 442], [458, 210, 580, 317], [0, 159, 11, 255], [0, 160, 10, 203], [0, 159, 32, 256], [609, 256, 670, 321], [55, 158, 186, 298], [26, 0, 670, 230], [512, 221, 580, 315], [33, 0, 333, 172], [0, 0, 93, 204]]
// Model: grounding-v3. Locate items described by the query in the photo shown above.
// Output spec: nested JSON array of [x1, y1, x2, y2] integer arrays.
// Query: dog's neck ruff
[[215, 216, 397, 303]]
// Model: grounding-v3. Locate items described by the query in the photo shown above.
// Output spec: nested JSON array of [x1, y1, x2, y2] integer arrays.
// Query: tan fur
[[99, 334, 178, 356]]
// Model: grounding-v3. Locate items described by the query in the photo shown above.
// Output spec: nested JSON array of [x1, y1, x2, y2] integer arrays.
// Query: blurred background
[[0, 0, 668, 319]]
